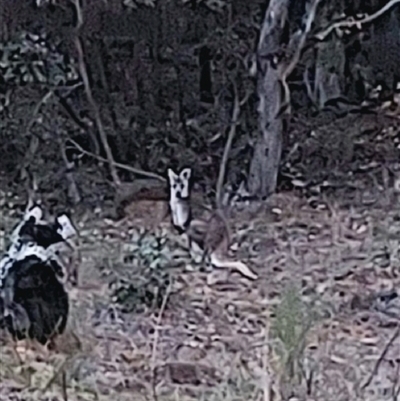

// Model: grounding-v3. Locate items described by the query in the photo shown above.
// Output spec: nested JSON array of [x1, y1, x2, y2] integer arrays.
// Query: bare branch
[[17, 90, 54, 188], [25, 90, 54, 135], [215, 81, 252, 209], [215, 81, 240, 210], [282, 0, 321, 79], [67, 138, 166, 182], [278, 0, 321, 116], [71, 0, 121, 187], [57, 134, 82, 205], [315, 0, 400, 41]]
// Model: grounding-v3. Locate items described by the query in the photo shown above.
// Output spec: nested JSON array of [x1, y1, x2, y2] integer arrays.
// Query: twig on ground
[[61, 370, 68, 401], [41, 355, 68, 396], [67, 137, 166, 182], [393, 361, 400, 401], [151, 280, 172, 401], [262, 322, 273, 401], [361, 324, 400, 390]]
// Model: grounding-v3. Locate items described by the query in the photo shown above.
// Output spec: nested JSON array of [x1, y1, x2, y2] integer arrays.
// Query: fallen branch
[[210, 253, 258, 280], [315, 0, 400, 41], [67, 137, 166, 182]]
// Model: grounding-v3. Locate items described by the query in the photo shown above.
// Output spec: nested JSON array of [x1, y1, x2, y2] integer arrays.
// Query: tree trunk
[[247, 0, 290, 198]]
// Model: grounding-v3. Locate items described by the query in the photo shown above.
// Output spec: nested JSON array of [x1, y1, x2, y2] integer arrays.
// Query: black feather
[[2, 255, 68, 344], [17, 219, 65, 248], [0, 208, 73, 344]]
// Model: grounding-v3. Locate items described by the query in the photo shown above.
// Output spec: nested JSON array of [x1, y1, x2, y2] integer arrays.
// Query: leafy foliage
[[103, 228, 188, 313], [0, 31, 79, 112], [270, 285, 316, 390]]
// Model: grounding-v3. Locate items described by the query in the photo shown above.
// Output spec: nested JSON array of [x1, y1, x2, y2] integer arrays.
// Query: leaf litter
[[0, 189, 399, 401]]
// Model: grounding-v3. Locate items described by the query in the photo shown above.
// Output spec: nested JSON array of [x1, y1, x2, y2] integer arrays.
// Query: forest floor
[[0, 178, 400, 401]]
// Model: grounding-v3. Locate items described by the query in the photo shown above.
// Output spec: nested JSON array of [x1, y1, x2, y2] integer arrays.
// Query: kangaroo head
[[167, 167, 192, 200], [167, 167, 192, 231], [55, 213, 78, 241]]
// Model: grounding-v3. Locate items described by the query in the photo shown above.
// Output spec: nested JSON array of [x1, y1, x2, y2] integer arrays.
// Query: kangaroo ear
[[167, 168, 178, 184], [180, 168, 191, 182]]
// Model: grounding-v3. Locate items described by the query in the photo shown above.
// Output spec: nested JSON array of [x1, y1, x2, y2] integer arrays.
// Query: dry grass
[[1, 188, 400, 401]]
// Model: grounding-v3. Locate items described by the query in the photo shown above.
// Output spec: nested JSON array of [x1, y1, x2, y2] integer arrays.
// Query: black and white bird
[[0, 205, 77, 345]]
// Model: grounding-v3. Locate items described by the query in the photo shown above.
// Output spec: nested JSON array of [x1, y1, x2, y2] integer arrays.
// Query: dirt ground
[[0, 177, 400, 401]]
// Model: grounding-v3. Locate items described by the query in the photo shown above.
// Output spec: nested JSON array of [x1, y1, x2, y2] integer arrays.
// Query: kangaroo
[[167, 167, 257, 280], [167, 167, 192, 234]]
